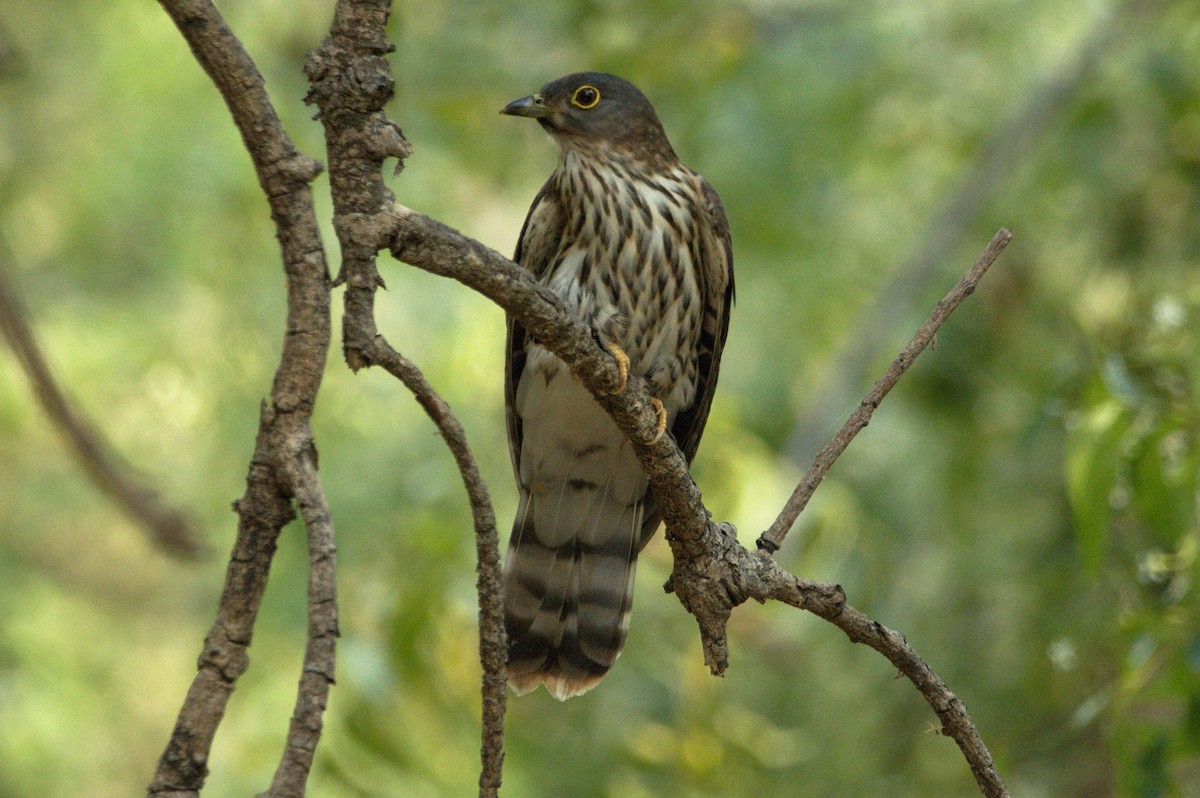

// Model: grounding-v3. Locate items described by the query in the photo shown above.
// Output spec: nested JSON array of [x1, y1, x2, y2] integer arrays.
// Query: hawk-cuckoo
[[501, 72, 734, 699]]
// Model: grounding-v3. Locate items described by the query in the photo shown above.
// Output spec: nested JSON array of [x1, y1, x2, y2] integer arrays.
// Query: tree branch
[[0, 242, 204, 559], [363, 204, 1011, 797], [759, 228, 1012, 553], [149, 1, 334, 795], [303, 4, 505, 795], [748, 556, 1008, 797], [371, 345, 507, 797], [266, 449, 338, 798]]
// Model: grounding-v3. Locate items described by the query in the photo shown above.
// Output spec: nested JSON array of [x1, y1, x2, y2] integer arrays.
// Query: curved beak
[[501, 93, 553, 118]]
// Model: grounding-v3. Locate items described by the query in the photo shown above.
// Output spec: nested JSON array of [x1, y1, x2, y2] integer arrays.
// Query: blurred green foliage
[[1, 1, 1198, 796]]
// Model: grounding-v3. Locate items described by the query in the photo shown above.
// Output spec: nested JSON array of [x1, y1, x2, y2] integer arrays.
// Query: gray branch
[[785, 6, 1127, 463], [761, 229, 1012, 552]]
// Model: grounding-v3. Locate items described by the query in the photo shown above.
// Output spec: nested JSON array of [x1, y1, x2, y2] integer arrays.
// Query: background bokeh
[[2, 1, 1198, 796]]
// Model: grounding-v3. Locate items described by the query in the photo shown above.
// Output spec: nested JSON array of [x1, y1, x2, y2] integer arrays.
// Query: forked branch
[[369, 205, 1011, 798], [149, 0, 334, 796], [305, 4, 507, 794]]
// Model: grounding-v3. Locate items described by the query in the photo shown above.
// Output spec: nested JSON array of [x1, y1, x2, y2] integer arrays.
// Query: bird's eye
[[571, 85, 601, 109]]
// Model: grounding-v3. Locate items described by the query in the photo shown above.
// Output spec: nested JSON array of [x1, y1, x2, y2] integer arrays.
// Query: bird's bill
[[501, 94, 554, 118]]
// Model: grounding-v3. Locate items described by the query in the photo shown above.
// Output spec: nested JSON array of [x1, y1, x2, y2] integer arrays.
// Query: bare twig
[[303, 4, 505, 794], [372, 346, 506, 796], [149, 1, 333, 796], [785, 6, 1126, 462], [0, 243, 203, 559], [758, 228, 1012, 553]]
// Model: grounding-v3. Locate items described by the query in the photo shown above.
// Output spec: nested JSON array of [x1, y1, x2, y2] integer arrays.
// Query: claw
[[605, 342, 630, 395], [649, 398, 668, 444]]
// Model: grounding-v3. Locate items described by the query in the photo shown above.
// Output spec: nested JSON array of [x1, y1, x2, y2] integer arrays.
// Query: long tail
[[502, 483, 642, 700]]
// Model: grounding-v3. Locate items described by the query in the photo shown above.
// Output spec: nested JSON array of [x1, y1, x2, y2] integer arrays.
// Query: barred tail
[[502, 486, 641, 700]]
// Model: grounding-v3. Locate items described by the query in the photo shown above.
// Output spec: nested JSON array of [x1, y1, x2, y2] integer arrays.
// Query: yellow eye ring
[[571, 85, 601, 109]]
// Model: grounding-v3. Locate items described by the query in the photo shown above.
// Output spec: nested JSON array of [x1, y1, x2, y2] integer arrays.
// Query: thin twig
[[758, 228, 1012, 553], [372, 346, 506, 796], [0, 244, 203, 559], [149, 0, 333, 795], [785, 6, 1126, 462]]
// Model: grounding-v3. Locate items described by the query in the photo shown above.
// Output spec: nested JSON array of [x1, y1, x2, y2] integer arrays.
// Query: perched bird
[[500, 72, 734, 700]]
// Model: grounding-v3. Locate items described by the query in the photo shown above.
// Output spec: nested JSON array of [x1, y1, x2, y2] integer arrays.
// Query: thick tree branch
[[759, 228, 1012, 553], [303, 4, 505, 795], [0, 244, 203, 559], [150, 1, 334, 796], [360, 204, 1010, 798]]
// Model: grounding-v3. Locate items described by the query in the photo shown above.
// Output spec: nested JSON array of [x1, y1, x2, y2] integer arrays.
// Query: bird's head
[[501, 72, 674, 159]]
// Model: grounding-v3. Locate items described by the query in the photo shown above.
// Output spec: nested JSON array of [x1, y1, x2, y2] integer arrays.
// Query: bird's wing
[[505, 178, 565, 481], [639, 177, 734, 545]]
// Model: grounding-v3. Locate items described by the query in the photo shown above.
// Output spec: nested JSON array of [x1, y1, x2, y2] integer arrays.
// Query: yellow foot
[[605, 342, 630, 395], [650, 398, 668, 444]]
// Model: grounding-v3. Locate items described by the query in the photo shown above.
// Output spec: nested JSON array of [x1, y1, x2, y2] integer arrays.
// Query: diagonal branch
[[785, 5, 1127, 463], [356, 204, 1010, 798], [745, 554, 1007, 796], [758, 228, 1012, 553], [149, 1, 334, 796], [0, 243, 204, 559]]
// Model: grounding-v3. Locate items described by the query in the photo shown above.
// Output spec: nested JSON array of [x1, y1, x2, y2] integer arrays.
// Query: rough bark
[[149, 1, 334, 795]]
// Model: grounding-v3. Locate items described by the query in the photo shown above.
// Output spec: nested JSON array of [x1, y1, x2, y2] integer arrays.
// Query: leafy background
[[1, 1, 1198, 796]]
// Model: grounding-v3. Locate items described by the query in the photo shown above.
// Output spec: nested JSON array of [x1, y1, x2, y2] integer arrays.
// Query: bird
[[500, 72, 734, 700]]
